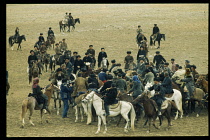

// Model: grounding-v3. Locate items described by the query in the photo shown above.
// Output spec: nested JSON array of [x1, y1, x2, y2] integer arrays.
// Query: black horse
[[8, 35, 26, 50], [59, 18, 80, 32], [150, 33, 165, 49]]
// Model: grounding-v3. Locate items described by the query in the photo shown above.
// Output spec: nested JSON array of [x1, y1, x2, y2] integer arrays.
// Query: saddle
[[165, 93, 173, 98], [28, 93, 44, 105]]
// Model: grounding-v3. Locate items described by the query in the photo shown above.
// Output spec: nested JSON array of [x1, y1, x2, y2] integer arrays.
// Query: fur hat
[[107, 74, 113, 80], [156, 51, 160, 54], [40, 33, 43, 35], [127, 51, 131, 54], [111, 60, 116, 63]]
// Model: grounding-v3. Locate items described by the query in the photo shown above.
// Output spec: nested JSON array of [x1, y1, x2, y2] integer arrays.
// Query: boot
[[43, 100, 48, 110], [104, 105, 110, 116], [185, 92, 190, 100]]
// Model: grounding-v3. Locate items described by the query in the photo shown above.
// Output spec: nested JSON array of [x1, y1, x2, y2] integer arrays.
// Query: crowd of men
[[25, 23, 206, 118]]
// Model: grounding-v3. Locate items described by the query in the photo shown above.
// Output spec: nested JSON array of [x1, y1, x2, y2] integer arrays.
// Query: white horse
[[82, 91, 135, 134], [54, 80, 62, 115], [100, 57, 109, 69], [145, 82, 183, 120]]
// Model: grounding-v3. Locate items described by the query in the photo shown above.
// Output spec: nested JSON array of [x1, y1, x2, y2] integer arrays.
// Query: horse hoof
[[87, 123, 91, 125], [103, 131, 107, 134], [75, 120, 78, 122], [146, 130, 150, 133], [46, 120, 49, 123], [95, 131, 99, 135], [196, 114, 199, 117]]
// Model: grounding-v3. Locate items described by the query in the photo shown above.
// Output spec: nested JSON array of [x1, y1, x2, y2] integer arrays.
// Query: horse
[[82, 90, 135, 134], [145, 82, 183, 120], [46, 35, 55, 49], [74, 92, 89, 123], [8, 35, 26, 50], [127, 62, 137, 70], [100, 57, 109, 69], [53, 80, 62, 115], [195, 75, 208, 94], [42, 54, 50, 72], [59, 18, 80, 32], [132, 91, 174, 133], [150, 33, 165, 49], [183, 86, 206, 117], [29, 62, 40, 84], [20, 94, 51, 128]]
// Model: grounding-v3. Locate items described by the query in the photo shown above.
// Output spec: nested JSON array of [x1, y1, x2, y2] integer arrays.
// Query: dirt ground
[[6, 4, 208, 137]]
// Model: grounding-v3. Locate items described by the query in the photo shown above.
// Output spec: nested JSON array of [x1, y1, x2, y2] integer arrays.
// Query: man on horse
[[160, 72, 174, 96], [60, 38, 68, 52], [30, 77, 49, 110], [38, 33, 45, 47], [54, 43, 63, 64], [124, 51, 134, 71], [153, 51, 166, 70], [14, 27, 20, 43], [64, 57, 73, 80], [171, 66, 186, 89], [100, 74, 114, 95], [48, 27, 55, 38], [98, 68, 108, 83], [83, 52, 93, 70], [148, 77, 166, 116], [28, 50, 38, 74], [51, 68, 65, 86], [68, 13, 75, 25], [87, 74, 100, 91], [102, 83, 118, 116], [137, 46, 148, 63], [152, 24, 160, 40], [115, 74, 127, 92], [190, 65, 199, 82], [180, 68, 195, 100], [63, 12, 69, 24], [136, 25, 143, 41], [73, 55, 85, 74], [128, 75, 144, 99], [134, 58, 146, 77]]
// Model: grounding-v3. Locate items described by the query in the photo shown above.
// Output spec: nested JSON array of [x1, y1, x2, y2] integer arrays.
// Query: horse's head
[[22, 35, 26, 41], [82, 90, 95, 103], [195, 75, 204, 87], [76, 18, 80, 24]]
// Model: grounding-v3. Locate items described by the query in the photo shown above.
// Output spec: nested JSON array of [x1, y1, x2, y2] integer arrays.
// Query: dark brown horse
[[9, 35, 26, 50], [59, 18, 80, 32], [132, 92, 174, 133], [29, 62, 40, 84]]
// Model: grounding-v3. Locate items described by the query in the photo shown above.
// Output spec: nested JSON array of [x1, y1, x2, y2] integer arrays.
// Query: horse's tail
[[20, 98, 29, 120], [129, 102, 136, 131], [9, 36, 12, 47], [150, 36, 153, 46]]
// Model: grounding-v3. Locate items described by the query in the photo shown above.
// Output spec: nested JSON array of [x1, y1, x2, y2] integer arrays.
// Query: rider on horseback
[[152, 24, 160, 40], [136, 25, 143, 43], [148, 77, 166, 116], [38, 33, 45, 47], [102, 83, 118, 116], [47, 27, 55, 38], [30, 77, 49, 110], [54, 43, 63, 64], [14, 27, 20, 43], [68, 13, 75, 25]]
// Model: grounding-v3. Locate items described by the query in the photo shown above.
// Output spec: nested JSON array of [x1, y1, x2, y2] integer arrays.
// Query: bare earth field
[[6, 4, 208, 137]]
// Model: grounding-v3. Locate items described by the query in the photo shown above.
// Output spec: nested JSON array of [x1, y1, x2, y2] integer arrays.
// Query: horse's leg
[[95, 116, 102, 134], [80, 106, 84, 122], [86, 102, 92, 125], [143, 118, 148, 128], [196, 101, 203, 117], [28, 107, 35, 126], [158, 40, 160, 48], [75, 105, 79, 122], [116, 115, 122, 127], [40, 109, 44, 124], [147, 117, 152, 133], [21, 102, 28, 128], [101, 116, 107, 134], [121, 112, 130, 133]]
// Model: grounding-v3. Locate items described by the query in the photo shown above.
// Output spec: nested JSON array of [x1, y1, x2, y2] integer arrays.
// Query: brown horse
[[20, 96, 51, 128], [195, 75, 208, 94], [42, 54, 51, 72], [132, 92, 174, 133], [46, 35, 55, 49]]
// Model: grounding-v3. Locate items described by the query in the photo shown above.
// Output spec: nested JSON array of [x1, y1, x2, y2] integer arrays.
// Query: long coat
[[129, 81, 144, 99], [181, 75, 194, 94], [124, 55, 134, 70], [60, 84, 72, 100], [104, 88, 118, 105], [72, 77, 88, 97], [153, 54, 166, 67], [161, 76, 174, 94]]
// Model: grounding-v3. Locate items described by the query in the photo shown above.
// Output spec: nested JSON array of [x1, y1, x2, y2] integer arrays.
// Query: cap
[[89, 45, 93, 47], [40, 33, 43, 35], [191, 65, 196, 69], [111, 60, 116, 63], [156, 51, 160, 54], [127, 51, 131, 54], [101, 48, 105, 50], [107, 74, 113, 80], [185, 60, 190, 63], [30, 50, 34, 53], [49, 27, 51, 29], [171, 58, 175, 61]]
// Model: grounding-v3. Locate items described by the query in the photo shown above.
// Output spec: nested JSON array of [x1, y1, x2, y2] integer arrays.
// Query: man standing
[[153, 51, 166, 70], [64, 58, 73, 80], [170, 58, 177, 73], [98, 48, 107, 68]]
